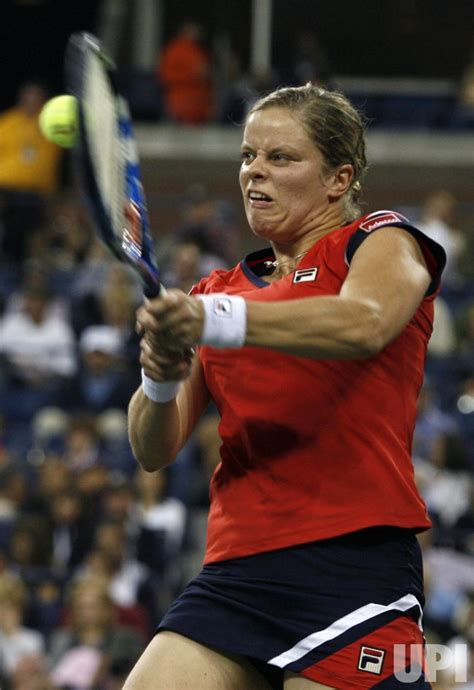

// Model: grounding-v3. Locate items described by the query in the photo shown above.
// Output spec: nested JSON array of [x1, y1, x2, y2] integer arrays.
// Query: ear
[[326, 164, 354, 201]]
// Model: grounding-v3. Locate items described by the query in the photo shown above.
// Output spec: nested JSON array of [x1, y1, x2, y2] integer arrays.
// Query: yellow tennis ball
[[39, 95, 79, 148]]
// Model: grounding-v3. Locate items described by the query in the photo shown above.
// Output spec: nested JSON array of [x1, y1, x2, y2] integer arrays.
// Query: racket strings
[[83, 52, 126, 237], [67, 31, 162, 296]]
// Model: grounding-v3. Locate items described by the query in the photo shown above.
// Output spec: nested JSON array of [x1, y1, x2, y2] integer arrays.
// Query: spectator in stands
[[288, 30, 331, 87], [453, 484, 474, 556], [450, 59, 474, 130], [49, 576, 144, 690], [60, 413, 105, 474], [80, 521, 159, 623], [99, 265, 141, 330], [70, 260, 141, 347], [0, 81, 63, 264], [218, 52, 260, 125], [72, 547, 150, 641], [172, 183, 240, 268], [27, 574, 63, 644], [10, 652, 55, 690], [96, 409, 136, 477], [456, 301, 474, 360], [60, 325, 137, 415], [99, 478, 135, 531], [421, 433, 472, 528], [46, 489, 92, 575], [103, 656, 138, 690], [0, 573, 45, 682], [162, 239, 212, 294], [0, 467, 29, 559], [417, 190, 467, 293], [0, 274, 77, 422], [69, 240, 115, 330], [35, 456, 72, 507], [454, 375, 474, 465], [445, 590, 474, 685], [218, 52, 279, 126], [133, 468, 186, 586], [157, 21, 214, 125], [97, 265, 142, 369], [2, 259, 70, 322], [32, 195, 93, 273], [40, 409, 132, 484], [419, 528, 474, 643], [0, 81, 60, 195], [413, 381, 458, 467], [7, 516, 52, 587], [428, 296, 457, 358], [65, 418, 133, 485]]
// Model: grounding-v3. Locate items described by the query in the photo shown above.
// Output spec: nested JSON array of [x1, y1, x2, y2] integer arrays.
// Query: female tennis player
[[125, 84, 446, 689]]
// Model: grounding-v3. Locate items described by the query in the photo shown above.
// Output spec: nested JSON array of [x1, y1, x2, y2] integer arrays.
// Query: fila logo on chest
[[293, 267, 318, 283]]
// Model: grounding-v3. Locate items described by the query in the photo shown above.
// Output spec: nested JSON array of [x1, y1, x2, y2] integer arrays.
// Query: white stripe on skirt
[[268, 593, 423, 668]]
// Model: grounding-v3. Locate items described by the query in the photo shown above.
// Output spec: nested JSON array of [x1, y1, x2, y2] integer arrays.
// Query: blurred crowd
[[0, 61, 473, 690], [150, 21, 474, 129], [0, 79, 238, 689]]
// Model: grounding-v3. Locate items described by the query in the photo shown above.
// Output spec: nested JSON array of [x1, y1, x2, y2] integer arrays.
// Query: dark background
[[1, 0, 473, 110], [0, 0, 100, 107]]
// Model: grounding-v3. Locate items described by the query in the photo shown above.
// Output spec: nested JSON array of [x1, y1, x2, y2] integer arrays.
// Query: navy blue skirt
[[158, 527, 431, 689]]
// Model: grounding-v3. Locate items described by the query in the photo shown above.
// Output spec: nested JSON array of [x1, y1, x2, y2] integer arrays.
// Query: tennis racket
[[65, 31, 163, 298]]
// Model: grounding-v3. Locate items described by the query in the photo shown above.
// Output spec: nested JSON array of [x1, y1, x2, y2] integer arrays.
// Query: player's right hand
[[136, 290, 204, 353], [139, 333, 194, 382]]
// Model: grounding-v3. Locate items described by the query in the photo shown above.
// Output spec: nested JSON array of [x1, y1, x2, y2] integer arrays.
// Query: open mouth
[[248, 191, 273, 205]]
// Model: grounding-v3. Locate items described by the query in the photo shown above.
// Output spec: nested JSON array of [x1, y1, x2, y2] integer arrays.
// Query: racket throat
[[122, 199, 143, 261]]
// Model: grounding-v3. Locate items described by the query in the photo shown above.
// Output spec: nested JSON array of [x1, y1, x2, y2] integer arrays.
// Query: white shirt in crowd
[[0, 627, 44, 673], [0, 309, 77, 379]]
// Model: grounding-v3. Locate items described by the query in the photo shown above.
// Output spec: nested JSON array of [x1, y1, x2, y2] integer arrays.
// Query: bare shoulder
[[350, 225, 428, 268]]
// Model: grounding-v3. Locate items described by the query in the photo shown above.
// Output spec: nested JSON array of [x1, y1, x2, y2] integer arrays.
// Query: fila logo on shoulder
[[357, 645, 385, 675], [213, 297, 232, 317], [293, 267, 318, 283]]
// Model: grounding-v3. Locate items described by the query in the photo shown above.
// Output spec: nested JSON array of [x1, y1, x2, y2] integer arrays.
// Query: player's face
[[239, 107, 332, 244]]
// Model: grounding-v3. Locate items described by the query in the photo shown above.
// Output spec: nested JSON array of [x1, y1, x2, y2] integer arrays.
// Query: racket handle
[[144, 282, 166, 299]]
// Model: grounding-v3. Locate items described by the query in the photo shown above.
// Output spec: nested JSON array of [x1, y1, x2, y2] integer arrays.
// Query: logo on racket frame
[[122, 200, 144, 260]]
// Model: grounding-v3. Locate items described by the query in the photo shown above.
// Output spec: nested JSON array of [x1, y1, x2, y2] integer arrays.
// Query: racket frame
[[65, 31, 163, 298]]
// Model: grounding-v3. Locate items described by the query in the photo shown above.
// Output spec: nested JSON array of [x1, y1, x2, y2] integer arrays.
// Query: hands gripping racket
[[65, 31, 163, 298]]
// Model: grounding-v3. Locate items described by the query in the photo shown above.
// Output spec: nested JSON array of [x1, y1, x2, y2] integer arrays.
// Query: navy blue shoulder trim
[[345, 212, 447, 297], [240, 248, 274, 288]]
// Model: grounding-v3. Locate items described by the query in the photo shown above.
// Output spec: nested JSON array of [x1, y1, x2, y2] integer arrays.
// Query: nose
[[245, 154, 267, 180]]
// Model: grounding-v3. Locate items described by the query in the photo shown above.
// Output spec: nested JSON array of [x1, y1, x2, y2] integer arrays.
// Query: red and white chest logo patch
[[293, 267, 318, 283], [358, 645, 386, 675], [360, 211, 407, 233]]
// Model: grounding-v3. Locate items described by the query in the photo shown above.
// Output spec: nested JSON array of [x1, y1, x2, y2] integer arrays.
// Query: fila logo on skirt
[[357, 645, 386, 675]]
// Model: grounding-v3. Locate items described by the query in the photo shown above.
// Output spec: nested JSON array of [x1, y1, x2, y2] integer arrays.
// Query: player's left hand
[[136, 289, 205, 352]]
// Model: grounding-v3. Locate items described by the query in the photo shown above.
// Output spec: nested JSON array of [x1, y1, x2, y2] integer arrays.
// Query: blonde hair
[[247, 83, 368, 221], [67, 575, 112, 608], [0, 573, 27, 610]]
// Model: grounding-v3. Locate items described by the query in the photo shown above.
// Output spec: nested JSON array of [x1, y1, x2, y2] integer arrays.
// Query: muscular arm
[[128, 354, 211, 472], [245, 227, 432, 358], [138, 227, 433, 363]]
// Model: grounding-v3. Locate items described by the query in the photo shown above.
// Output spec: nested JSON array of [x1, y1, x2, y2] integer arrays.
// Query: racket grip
[[144, 282, 166, 299]]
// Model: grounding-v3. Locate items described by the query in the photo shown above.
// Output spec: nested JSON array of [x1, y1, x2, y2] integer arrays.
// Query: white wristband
[[196, 294, 247, 349], [141, 370, 181, 403]]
